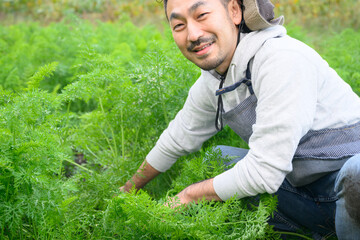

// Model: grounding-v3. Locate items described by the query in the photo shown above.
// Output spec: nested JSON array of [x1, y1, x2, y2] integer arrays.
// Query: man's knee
[[343, 172, 360, 226], [212, 145, 249, 167], [340, 155, 360, 226], [214, 145, 248, 159]]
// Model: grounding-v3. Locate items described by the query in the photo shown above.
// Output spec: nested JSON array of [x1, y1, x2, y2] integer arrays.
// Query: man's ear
[[228, 0, 242, 25]]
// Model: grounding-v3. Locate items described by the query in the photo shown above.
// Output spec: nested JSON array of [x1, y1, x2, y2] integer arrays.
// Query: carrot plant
[[0, 63, 73, 238], [318, 28, 360, 95]]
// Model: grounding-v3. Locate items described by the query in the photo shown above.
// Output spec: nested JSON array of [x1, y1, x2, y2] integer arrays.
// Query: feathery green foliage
[[103, 149, 279, 240], [318, 28, 360, 95]]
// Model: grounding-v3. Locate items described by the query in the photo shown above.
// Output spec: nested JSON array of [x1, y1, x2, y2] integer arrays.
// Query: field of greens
[[1, 2, 360, 239]]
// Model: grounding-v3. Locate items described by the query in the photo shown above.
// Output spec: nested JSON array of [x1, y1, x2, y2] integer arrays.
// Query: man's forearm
[[121, 159, 161, 192], [175, 178, 222, 205]]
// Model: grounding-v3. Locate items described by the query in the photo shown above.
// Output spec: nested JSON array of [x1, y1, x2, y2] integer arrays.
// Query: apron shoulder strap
[[215, 60, 254, 131], [216, 61, 254, 96]]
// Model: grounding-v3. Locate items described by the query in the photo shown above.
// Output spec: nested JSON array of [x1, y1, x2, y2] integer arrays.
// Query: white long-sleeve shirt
[[146, 26, 360, 200]]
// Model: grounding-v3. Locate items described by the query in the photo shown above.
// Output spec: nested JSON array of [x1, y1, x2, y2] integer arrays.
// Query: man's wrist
[[120, 160, 161, 193]]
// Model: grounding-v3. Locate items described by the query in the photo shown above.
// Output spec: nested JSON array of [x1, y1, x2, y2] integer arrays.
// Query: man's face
[[166, 0, 242, 74]]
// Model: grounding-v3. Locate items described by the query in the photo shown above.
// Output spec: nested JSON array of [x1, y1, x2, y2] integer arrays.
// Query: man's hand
[[120, 160, 161, 193], [167, 178, 222, 208], [119, 185, 128, 193]]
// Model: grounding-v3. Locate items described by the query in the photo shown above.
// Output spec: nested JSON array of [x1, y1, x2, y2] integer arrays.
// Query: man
[[121, 0, 360, 238]]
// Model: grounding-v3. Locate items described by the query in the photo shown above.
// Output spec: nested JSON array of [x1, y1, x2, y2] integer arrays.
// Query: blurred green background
[[1, 0, 359, 31]]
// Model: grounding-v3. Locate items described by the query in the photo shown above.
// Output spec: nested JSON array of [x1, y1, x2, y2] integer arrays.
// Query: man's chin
[[199, 65, 217, 71], [195, 60, 223, 72], [185, 53, 225, 71]]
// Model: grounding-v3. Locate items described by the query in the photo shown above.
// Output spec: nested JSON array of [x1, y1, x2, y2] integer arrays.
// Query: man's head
[[165, 0, 243, 74], [163, 0, 283, 74]]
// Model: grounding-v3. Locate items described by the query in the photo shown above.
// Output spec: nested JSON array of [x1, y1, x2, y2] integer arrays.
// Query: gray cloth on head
[[257, 0, 275, 21], [243, 0, 284, 30]]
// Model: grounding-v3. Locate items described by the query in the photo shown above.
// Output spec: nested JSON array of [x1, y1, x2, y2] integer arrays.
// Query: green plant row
[[0, 69, 278, 239], [0, 17, 358, 239]]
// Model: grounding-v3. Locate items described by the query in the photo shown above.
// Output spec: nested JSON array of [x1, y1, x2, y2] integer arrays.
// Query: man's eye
[[198, 12, 209, 19], [174, 24, 184, 31]]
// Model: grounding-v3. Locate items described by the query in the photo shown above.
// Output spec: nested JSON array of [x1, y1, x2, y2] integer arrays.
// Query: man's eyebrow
[[189, 1, 207, 14], [169, 12, 182, 21], [169, 1, 207, 21]]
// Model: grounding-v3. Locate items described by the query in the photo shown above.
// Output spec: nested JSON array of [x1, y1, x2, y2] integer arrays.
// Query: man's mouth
[[187, 36, 216, 54], [193, 42, 214, 52]]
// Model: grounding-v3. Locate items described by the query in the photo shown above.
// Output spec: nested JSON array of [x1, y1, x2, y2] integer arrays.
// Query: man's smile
[[192, 41, 214, 52], [192, 41, 214, 56], [187, 36, 216, 50]]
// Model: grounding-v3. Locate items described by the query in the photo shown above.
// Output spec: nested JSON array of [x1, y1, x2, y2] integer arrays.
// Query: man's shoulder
[[258, 33, 318, 58], [251, 32, 324, 68]]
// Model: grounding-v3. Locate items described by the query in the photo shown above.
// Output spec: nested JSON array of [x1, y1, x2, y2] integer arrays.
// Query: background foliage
[[1, 0, 359, 31], [0, 0, 359, 239]]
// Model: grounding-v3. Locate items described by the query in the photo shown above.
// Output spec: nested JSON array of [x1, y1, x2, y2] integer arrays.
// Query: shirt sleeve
[[146, 74, 219, 172], [214, 46, 319, 200]]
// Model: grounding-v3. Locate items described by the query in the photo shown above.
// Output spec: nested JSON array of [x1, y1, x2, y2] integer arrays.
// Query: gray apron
[[216, 62, 360, 186]]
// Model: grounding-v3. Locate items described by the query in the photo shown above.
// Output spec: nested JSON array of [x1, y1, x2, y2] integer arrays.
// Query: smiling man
[[121, 0, 360, 238]]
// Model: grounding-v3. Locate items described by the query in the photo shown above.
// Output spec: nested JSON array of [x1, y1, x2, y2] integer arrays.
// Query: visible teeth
[[200, 44, 210, 50], [196, 43, 211, 52]]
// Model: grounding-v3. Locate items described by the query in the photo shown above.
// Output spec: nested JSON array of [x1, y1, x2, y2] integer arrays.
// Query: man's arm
[[121, 160, 221, 206], [120, 159, 161, 192], [172, 178, 222, 206]]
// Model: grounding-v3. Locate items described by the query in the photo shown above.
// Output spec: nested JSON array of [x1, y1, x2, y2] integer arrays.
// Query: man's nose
[[187, 22, 204, 42]]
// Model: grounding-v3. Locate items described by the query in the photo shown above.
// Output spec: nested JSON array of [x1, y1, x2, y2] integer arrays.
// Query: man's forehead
[[167, 0, 212, 20]]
